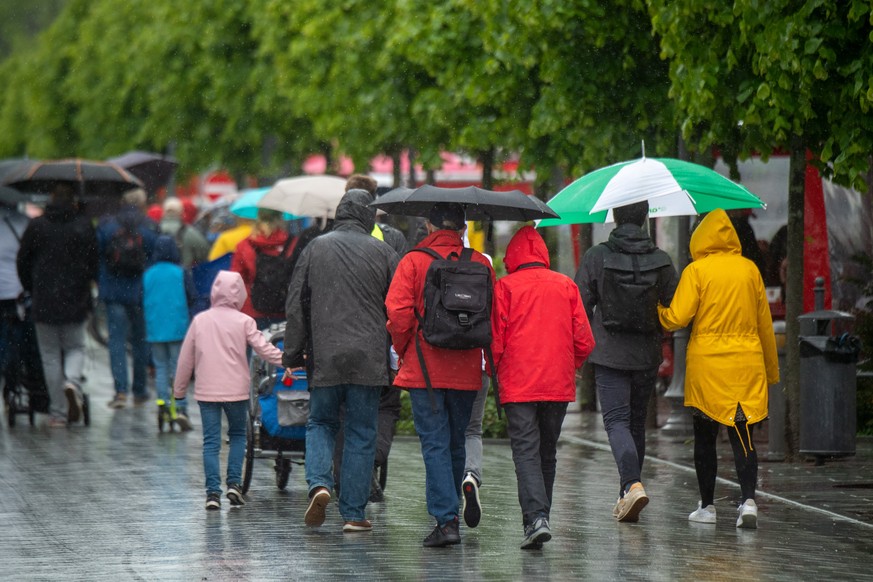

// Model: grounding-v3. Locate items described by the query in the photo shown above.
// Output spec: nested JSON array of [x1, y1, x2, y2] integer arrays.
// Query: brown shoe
[[616, 482, 649, 523], [304, 487, 331, 527]]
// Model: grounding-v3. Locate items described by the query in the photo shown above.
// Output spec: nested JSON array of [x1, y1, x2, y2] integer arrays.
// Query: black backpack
[[105, 219, 146, 277], [250, 236, 298, 314], [412, 247, 501, 415], [599, 241, 671, 333]]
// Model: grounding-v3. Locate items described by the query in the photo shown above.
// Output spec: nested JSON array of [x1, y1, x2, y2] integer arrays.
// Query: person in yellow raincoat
[[658, 208, 779, 529]]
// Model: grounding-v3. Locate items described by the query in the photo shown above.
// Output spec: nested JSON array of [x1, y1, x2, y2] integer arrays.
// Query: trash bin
[[798, 311, 861, 460], [766, 320, 786, 461]]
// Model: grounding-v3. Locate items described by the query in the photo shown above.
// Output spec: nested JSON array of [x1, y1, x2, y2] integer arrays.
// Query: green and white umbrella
[[539, 157, 766, 226]]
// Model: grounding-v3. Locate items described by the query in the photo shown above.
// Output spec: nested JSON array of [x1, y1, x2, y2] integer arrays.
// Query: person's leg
[[727, 421, 758, 502], [105, 302, 130, 396], [60, 321, 86, 386], [127, 303, 149, 401], [596, 365, 641, 496], [198, 401, 223, 495], [305, 386, 342, 494], [464, 373, 489, 484], [629, 368, 657, 475], [224, 400, 249, 486], [693, 415, 720, 507], [374, 386, 401, 468], [34, 323, 65, 421], [166, 341, 184, 412], [409, 388, 459, 526], [338, 384, 380, 522], [537, 401, 569, 509], [151, 342, 170, 402], [504, 401, 550, 526], [332, 403, 346, 493], [446, 389, 477, 497]]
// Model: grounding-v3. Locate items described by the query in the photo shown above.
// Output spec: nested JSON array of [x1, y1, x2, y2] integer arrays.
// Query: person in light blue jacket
[[144, 235, 196, 430]]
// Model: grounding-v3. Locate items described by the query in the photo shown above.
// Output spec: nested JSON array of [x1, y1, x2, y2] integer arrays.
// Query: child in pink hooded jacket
[[174, 270, 283, 510]]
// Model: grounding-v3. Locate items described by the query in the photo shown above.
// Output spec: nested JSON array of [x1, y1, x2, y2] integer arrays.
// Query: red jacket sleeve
[[491, 280, 509, 373], [385, 255, 420, 360], [572, 287, 595, 368]]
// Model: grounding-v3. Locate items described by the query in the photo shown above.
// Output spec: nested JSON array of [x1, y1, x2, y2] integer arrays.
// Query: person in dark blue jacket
[[96, 188, 158, 409], [144, 235, 196, 430]]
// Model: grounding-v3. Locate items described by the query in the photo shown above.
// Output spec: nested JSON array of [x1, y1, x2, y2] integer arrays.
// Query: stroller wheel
[[242, 414, 255, 494], [157, 405, 165, 433], [276, 458, 292, 490], [28, 406, 35, 426], [7, 402, 15, 428], [82, 394, 90, 427]]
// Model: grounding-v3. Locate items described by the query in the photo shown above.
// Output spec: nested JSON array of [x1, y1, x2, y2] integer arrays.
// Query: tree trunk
[[407, 149, 417, 187], [391, 151, 402, 188], [784, 137, 806, 461]]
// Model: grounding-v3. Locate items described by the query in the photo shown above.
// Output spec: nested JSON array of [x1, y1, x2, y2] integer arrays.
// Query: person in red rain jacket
[[230, 208, 295, 328], [491, 225, 595, 550], [385, 202, 495, 548]]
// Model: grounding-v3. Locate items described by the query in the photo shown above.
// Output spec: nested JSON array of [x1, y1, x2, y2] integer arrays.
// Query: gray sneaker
[[520, 516, 552, 550], [107, 393, 127, 409]]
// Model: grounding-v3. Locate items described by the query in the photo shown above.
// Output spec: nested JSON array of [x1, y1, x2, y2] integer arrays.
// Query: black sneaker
[[205, 493, 221, 511], [520, 516, 552, 550], [369, 467, 384, 503], [226, 484, 245, 506], [462, 472, 481, 528], [422, 517, 461, 548]]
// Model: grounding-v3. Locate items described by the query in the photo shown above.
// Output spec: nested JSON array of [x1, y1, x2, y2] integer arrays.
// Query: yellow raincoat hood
[[658, 209, 779, 426]]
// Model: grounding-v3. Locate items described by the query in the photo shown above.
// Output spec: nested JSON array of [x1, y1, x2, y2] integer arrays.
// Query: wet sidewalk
[[1, 340, 872, 581]]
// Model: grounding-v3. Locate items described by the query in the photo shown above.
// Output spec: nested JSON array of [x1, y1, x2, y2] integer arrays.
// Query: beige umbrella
[[258, 175, 347, 219]]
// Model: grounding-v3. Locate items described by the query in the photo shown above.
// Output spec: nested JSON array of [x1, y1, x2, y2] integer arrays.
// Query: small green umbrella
[[539, 157, 766, 226]]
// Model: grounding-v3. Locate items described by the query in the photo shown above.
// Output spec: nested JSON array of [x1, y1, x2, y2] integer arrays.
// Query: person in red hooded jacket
[[491, 225, 595, 550], [230, 208, 296, 328], [385, 202, 494, 548]]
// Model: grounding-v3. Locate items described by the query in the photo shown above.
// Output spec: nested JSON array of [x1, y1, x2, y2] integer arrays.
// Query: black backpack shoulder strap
[[410, 247, 443, 261], [459, 247, 474, 261]]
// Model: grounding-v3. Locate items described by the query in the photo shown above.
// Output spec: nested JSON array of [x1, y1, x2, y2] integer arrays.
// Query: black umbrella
[[370, 185, 559, 221], [107, 151, 178, 194], [0, 185, 26, 207], [2, 158, 143, 198]]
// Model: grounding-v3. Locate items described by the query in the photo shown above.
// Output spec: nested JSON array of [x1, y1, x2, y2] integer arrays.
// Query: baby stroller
[[2, 304, 90, 427], [242, 323, 308, 494]]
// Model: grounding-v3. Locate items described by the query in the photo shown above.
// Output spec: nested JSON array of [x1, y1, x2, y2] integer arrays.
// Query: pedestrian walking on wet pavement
[[97, 187, 158, 409], [174, 270, 283, 510], [143, 235, 196, 431], [15, 183, 98, 427], [284, 189, 399, 533], [492, 226, 595, 549], [385, 202, 495, 547], [575, 200, 678, 522], [658, 208, 779, 529]]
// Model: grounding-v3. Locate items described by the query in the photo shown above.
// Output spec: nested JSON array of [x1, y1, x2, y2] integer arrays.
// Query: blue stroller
[[242, 324, 308, 494]]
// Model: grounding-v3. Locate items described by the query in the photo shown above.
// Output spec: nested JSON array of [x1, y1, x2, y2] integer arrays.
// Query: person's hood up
[[333, 189, 375, 234], [43, 200, 78, 223], [153, 234, 181, 264], [689, 208, 741, 261], [504, 225, 550, 273], [607, 222, 656, 254], [210, 270, 247, 310]]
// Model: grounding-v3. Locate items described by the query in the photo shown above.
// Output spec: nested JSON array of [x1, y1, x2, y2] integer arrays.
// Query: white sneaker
[[736, 499, 758, 529], [462, 472, 482, 528], [689, 502, 717, 524]]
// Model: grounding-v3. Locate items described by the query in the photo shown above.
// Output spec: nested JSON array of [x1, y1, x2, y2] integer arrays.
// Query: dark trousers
[[595, 365, 656, 497], [693, 415, 758, 506], [504, 401, 568, 526]]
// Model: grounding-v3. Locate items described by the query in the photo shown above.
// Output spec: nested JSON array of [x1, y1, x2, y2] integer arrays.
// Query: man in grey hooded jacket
[[283, 188, 399, 533]]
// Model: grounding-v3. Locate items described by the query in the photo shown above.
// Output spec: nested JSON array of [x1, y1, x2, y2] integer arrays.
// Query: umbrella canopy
[[108, 151, 178, 194], [2, 158, 143, 198], [230, 187, 297, 220], [0, 185, 26, 207], [258, 175, 347, 219], [370, 185, 559, 221], [539, 157, 766, 226]]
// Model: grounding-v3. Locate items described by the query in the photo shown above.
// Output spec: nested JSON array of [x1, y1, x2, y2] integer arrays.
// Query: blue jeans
[[106, 301, 149, 398], [150, 341, 181, 403], [306, 384, 380, 522], [595, 364, 657, 496], [409, 388, 477, 526], [199, 400, 249, 495]]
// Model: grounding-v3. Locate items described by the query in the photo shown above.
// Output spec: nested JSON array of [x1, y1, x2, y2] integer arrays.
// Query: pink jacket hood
[[211, 270, 247, 310]]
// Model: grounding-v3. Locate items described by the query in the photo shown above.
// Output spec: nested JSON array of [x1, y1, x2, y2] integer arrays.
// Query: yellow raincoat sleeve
[[657, 265, 699, 331], [754, 274, 780, 385]]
